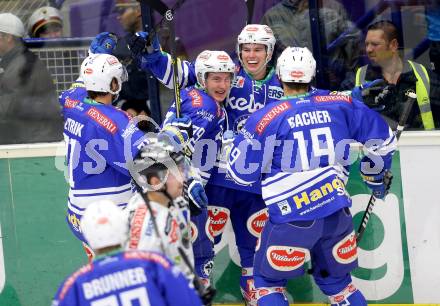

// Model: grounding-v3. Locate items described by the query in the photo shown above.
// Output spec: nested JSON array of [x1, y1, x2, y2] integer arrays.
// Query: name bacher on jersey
[[227, 92, 394, 224], [255, 101, 332, 134]]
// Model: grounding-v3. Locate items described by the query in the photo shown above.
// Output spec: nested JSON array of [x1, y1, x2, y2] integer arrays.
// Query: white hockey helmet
[[80, 54, 127, 95], [195, 50, 235, 89], [81, 200, 128, 250], [276, 47, 316, 83], [0, 13, 25, 37], [236, 24, 276, 64], [27, 6, 63, 37], [130, 136, 186, 193]]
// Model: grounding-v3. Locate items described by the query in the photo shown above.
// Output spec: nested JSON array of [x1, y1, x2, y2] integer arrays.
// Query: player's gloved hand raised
[[128, 31, 161, 69], [351, 79, 385, 103], [187, 179, 208, 215], [160, 114, 193, 151], [361, 169, 393, 199], [89, 32, 118, 55]]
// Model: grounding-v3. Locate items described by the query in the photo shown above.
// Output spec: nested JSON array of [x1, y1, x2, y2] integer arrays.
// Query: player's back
[[59, 88, 139, 210], [255, 90, 390, 173], [53, 251, 202, 306], [229, 90, 394, 222]]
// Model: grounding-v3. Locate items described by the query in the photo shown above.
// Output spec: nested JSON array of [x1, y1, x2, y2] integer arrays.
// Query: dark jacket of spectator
[[344, 61, 440, 130], [0, 42, 62, 144]]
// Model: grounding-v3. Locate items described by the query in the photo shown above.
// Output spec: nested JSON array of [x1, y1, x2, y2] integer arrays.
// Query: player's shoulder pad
[[57, 264, 93, 301], [312, 91, 353, 104], [253, 101, 292, 136], [59, 87, 87, 108], [123, 250, 172, 270], [183, 87, 206, 108]]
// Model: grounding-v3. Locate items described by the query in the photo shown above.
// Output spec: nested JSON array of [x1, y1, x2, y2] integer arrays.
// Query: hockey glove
[[360, 169, 393, 199], [128, 31, 162, 69], [160, 114, 193, 151], [187, 179, 208, 215], [351, 79, 385, 103], [89, 32, 118, 55]]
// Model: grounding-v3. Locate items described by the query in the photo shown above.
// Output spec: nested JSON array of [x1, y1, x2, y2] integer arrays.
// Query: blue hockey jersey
[[52, 250, 202, 306], [143, 51, 283, 193], [162, 86, 225, 185], [59, 87, 149, 215], [227, 91, 396, 223]]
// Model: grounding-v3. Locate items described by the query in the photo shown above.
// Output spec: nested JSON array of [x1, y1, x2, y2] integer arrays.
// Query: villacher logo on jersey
[[247, 209, 269, 238], [208, 206, 230, 239], [266, 246, 309, 271], [332, 232, 357, 264]]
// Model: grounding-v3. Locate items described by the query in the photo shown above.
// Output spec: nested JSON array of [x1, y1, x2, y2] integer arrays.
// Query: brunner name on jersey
[[82, 267, 147, 300]]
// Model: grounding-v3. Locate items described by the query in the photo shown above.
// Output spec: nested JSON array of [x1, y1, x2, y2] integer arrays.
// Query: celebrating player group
[[53, 17, 396, 306]]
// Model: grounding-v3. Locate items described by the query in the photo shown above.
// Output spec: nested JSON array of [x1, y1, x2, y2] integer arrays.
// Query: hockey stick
[[356, 91, 417, 243], [177, 246, 217, 305], [143, 0, 185, 117], [245, 0, 256, 24], [141, 0, 187, 48]]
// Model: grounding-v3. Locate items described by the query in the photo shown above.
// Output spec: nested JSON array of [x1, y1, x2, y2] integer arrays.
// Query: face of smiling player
[[240, 43, 269, 80], [204, 72, 233, 103]]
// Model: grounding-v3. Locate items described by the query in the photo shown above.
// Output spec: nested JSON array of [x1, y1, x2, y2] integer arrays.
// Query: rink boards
[[0, 131, 439, 305]]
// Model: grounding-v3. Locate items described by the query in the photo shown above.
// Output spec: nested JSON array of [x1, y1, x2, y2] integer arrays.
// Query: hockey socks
[[240, 268, 258, 306], [329, 283, 367, 306]]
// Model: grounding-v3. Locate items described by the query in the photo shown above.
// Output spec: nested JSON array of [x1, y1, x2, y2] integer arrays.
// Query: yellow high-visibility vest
[[355, 61, 435, 130]]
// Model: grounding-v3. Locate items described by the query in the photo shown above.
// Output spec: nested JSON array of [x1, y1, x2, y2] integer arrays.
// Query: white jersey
[[125, 193, 194, 280]]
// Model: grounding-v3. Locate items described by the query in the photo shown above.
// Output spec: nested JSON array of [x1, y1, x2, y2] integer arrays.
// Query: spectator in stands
[[261, 0, 361, 89], [347, 20, 440, 130], [27, 6, 63, 38], [426, 2, 440, 75], [0, 13, 62, 144]]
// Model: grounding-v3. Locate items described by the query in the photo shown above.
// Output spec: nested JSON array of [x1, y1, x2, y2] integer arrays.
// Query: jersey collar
[[84, 97, 104, 105], [94, 248, 122, 261], [243, 66, 276, 87], [280, 92, 311, 100]]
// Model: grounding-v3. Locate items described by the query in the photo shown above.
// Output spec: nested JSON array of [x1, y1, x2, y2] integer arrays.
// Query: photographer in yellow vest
[[350, 20, 439, 130]]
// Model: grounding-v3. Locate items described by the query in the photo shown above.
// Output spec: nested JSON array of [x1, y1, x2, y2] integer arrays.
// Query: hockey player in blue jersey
[[59, 53, 145, 258], [52, 200, 202, 306], [159, 50, 235, 290], [227, 47, 397, 306], [128, 24, 282, 304], [59, 52, 204, 261]]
